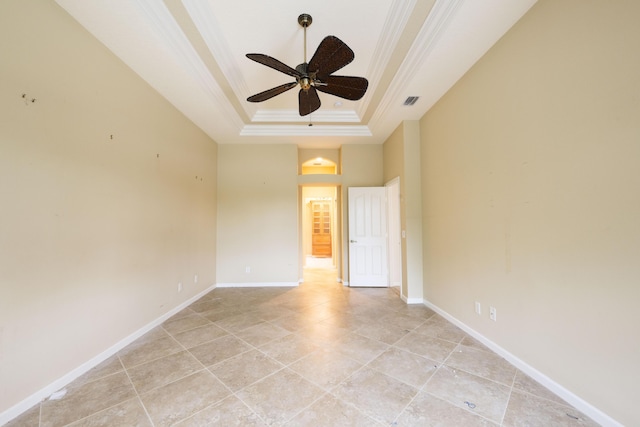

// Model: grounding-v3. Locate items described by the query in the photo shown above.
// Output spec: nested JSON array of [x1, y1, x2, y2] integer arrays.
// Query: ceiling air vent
[[403, 96, 419, 106]]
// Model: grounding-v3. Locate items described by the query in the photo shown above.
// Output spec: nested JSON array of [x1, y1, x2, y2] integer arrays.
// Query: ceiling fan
[[246, 13, 368, 116]]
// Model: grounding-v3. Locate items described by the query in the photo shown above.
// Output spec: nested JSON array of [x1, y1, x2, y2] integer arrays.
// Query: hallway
[[8, 269, 596, 426]]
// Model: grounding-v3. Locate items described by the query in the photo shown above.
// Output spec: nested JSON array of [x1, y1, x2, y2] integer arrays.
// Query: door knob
[[350, 240, 357, 243]]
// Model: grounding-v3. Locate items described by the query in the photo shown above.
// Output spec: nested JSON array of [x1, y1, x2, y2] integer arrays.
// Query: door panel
[[348, 187, 388, 287]]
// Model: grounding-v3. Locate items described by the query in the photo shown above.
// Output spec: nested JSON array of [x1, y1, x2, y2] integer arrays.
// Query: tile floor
[[7, 268, 599, 426]]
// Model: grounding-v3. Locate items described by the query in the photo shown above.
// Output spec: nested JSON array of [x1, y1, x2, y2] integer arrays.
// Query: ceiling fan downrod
[[298, 14, 312, 63], [297, 14, 313, 91]]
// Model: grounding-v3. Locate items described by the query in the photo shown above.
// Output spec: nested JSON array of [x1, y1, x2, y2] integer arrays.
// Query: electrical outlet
[[194, 274, 198, 283], [245, 266, 251, 274], [475, 301, 482, 315], [489, 306, 497, 321], [178, 282, 183, 292]]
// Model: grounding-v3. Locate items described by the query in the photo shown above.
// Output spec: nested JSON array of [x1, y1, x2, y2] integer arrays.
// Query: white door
[[348, 187, 389, 287]]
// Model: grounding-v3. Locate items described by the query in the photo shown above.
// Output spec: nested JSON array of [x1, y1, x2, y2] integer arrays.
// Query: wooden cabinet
[[311, 201, 332, 257]]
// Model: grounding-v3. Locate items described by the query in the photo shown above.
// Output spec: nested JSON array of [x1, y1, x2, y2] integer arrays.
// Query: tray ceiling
[[56, 0, 537, 147]]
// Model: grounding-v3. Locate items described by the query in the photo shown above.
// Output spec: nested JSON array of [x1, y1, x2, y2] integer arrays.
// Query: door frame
[[386, 177, 403, 298], [299, 185, 340, 280]]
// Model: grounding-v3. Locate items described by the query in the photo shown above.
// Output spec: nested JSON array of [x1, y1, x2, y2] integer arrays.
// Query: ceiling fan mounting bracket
[[298, 14, 312, 28]]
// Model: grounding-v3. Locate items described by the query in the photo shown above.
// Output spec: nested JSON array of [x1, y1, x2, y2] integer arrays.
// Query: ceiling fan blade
[[308, 36, 355, 79], [247, 81, 298, 103], [246, 53, 302, 78], [299, 87, 321, 116], [316, 75, 369, 101]]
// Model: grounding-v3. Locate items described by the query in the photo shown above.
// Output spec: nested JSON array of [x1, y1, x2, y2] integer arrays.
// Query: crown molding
[[356, 0, 419, 118], [240, 125, 371, 137], [251, 109, 362, 123], [132, 0, 244, 128], [370, 0, 465, 128]]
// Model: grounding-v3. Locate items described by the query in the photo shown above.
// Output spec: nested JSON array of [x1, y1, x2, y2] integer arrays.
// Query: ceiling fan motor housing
[[295, 63, 311, 90]]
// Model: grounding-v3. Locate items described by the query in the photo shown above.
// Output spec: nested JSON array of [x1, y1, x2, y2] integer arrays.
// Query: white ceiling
[[55, 0, 537, 148]]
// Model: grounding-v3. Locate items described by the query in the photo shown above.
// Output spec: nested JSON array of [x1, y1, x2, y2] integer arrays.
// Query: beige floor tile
[[503, 389, 599, 427], [251, 304, 297, 321], [332, 367, 418, 424], [74, 355, 123, 386], [209, 349, 283, 391], [127, 350, 203, 394], [236, 368, 324, 425], [66, 397, 152, 427], [188, 334, 252, 367], [355, 320, 410, 345], [201, 306, 245, 322], [368, 347, 439, 388], [395, 304, 437, 320], [162, 313, 212, 334], [320, 313, 368, 332], [235, 321, 291, 347], [174, 395, 268, 426], [289, 347, 363, 390], [189, 297, 226, 313], [214, 312, 266, 333], [118, 334, 183, 369], [395, 391, 498, 426], [268, 312, 315, 332], [285, 393, 382, 426], [425, 365, 511, 424], [4, 404, 40, 427], [394, 331, 458, 362], [379, 311, 427, 331], [171, 323, 229, 348], [413, 315, 468, 343], [10, 272, 595, 426], [460, 335, 492, 352], [329, 332, 389, 364], [259, 333, 320, 365], [166, 307, 197, 321], [40, 371, 136, 427], [446, 344, 517, 386], [512, 370, 568, 405], [139, 370, 230, 427], [295, 321, 349, 346]]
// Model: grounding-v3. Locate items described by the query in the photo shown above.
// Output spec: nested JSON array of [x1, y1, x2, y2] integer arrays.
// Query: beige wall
[[419, 0, 640, 424], [216, 144, 299, 285], [217, 144, 383, 286], [0, 0, 218, 415], [298, 148, 340, 174], [383, 122, 424, 301]]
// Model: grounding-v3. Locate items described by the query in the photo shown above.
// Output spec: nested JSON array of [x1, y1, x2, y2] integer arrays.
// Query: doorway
[[302, 186, 338, 274]]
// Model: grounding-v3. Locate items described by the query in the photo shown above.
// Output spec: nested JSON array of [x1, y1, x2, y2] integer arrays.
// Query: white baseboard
[[215, 282, 298, 288], [0, 283, 217, 426], [422, 300, 622, 427]]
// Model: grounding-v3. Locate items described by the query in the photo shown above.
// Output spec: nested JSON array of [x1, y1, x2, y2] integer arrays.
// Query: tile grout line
[[499, 367, 519, 426], [117, 353, 156, 427]]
